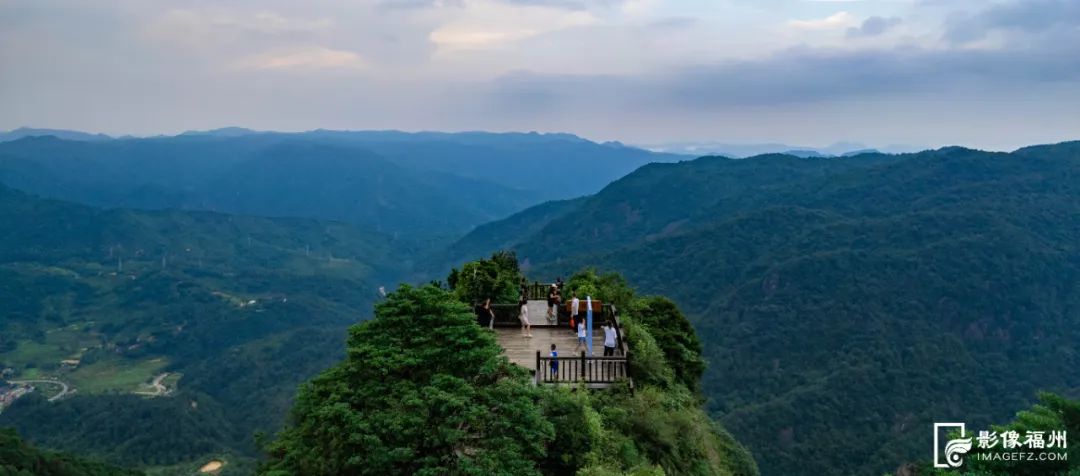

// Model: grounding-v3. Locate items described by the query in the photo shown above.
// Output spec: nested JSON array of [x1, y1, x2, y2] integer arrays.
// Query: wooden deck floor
[[494, 327, 604, 369]]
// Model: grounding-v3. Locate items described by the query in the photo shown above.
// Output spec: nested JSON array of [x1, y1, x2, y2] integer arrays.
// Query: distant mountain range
[[444, 142, 1080, 475], [0, 127, 113, 142], [0, 130, 682, 240], [639, 140, 920, 158]]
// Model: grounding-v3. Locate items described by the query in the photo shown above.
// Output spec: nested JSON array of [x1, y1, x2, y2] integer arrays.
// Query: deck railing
[[485, 280, 632, 387], [534, 306, 630, 386], [536, 352, 629, 384], [521, 282, 556, 301]]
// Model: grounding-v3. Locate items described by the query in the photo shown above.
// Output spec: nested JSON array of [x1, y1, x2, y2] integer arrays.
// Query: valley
[[1, 132, 1078, 475]]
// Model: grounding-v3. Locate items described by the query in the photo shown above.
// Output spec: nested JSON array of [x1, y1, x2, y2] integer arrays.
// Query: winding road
[[134, 373, 169, 396], [9, 379, 71, 402]]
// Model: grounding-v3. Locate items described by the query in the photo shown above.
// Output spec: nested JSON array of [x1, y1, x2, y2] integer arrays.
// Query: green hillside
[[424, 196, 588, 275], [447, 143, 1080, 474], [0, 184, 402, 469]]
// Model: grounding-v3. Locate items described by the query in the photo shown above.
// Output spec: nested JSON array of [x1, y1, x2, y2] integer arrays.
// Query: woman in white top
[[519, 299, 532, 338], [602, 321, 618, 356]]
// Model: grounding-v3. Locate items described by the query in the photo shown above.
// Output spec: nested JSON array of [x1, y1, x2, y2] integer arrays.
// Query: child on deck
[[550, 344, 558, 376], [575, 318, 587, 353]]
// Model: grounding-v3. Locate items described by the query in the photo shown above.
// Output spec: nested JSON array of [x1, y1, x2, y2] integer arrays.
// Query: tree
[[627, 296, 706, 392], [260, 284, 553, 476], [565, 269, 636, 309], [448, 252, 523, 305]]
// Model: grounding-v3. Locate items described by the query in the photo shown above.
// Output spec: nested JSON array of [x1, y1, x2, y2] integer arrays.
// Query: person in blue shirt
[[550, 344, 558, 376]]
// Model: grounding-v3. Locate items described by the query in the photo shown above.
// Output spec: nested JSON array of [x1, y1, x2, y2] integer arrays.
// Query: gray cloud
[[846, 16, 901, 38], [944, 0, 1080, 44], [1, 0, 1078, 150], [488, 38, 1080, 111]]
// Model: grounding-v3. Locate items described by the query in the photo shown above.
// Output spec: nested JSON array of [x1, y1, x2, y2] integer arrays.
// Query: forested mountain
[[447, 142, 1080, 475], [0, 183, 402, 469], [260, 258, 758, 476], [0, 136, 527, 239], [424, 196, 588, 274], [0, 130, 681, 239]]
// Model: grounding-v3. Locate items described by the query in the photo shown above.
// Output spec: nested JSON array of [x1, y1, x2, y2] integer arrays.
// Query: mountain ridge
[[442, 140, 1080, 475]]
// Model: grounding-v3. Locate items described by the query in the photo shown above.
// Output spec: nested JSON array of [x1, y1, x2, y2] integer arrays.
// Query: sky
[[1, 0, 1078, 150]]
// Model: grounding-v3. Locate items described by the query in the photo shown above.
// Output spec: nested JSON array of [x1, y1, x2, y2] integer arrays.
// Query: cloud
[[237, 47, 366, 70], [846, 16, 901, 38], [377, 0, 464, 11], [485, 38, 1080, 111], [944, 0, 1080, 45], [224, 11, 333, 34], [428, 0, 596, 51], [499, 0, 627, 10], [1, 0, 1078, 149], [788, 11, 858, 30]]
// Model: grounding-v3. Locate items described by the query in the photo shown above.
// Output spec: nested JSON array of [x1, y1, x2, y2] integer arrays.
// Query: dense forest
[[451, 142, 1080, 474], [260, 256, 757, 476], [0, 428, 142, 476], [0, 183, 399, 469]]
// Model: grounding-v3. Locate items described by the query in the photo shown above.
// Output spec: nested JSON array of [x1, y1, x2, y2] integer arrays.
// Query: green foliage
[[447, 251, 523, 305], [0, 428, 142, 476], [565, 269, 637, 309], [620, 316, 674, 389], [626, 297, 705, 392], [534, 381, 759, 476], [0, 393, 237, 467], [260, 284, 554, 475]]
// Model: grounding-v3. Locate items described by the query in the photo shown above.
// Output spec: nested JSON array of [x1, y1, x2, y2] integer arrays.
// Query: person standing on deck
[[546, 284, 558, 323], [575, 317, 587, 353], [474, 299, 485, 327], [519, 298, 532, 338], [569, 291, 580, 330], [475, 297, 495, 329], [602, 320, 617, 356], [550, 344, 559, 376]]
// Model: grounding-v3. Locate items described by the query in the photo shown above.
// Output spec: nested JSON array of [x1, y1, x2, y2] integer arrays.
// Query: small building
[[60, 359, 81, 369]]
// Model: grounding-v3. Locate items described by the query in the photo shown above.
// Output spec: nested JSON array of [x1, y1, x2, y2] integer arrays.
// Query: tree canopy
[[0, 428, 142, 476], [260, 284, 552, 475], [262, 261, 758, 476]]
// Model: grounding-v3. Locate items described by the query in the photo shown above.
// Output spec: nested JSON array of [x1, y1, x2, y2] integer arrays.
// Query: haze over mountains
[[0, 129, 681, 241], [639, 140, 921, 158], [1, 128, 1079, 475]]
